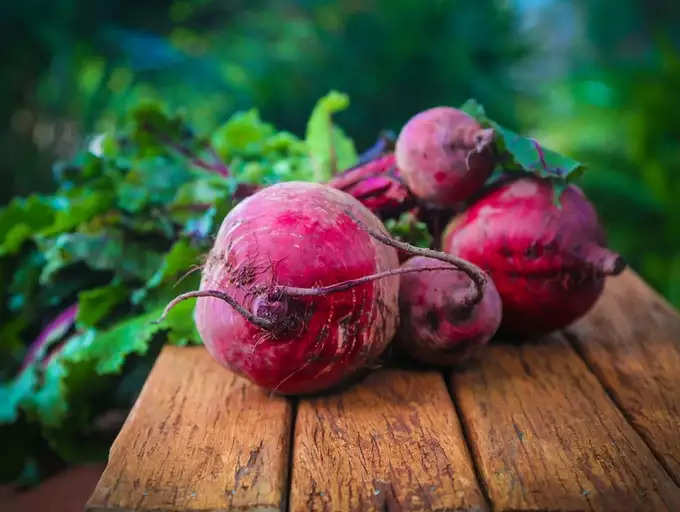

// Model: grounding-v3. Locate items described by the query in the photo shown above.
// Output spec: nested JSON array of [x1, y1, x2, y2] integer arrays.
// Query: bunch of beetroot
[[161, 105, 625, 394]]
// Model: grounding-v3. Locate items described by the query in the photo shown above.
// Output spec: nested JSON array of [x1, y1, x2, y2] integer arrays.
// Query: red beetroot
[[397, 256, 501, 366], [395, 107, 495, 208], [183, 182, 401, 394], [442, 178, 625, 335]]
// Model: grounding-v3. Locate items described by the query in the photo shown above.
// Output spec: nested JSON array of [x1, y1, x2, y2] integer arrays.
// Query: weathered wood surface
[[86, 346, 293, 512], [290, 370, 487, 512], [87, 271, 680, 512], [451, 333, 680, 512], [566, 270, 680, 484]]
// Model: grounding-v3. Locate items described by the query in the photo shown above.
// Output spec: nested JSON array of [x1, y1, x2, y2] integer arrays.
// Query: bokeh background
[[2, 0, 679, 306]]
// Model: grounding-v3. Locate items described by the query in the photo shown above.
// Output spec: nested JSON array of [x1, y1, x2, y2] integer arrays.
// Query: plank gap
[[564, 270, 680, 486], [284, 398, 298, 512], [444, 369, 493, 511], [562, 328, 680, 488], [450, 334, 680, 511]]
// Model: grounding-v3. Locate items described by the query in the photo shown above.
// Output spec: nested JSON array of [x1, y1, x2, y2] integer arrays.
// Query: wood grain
[[289, 369, 488, 512], [566, 270, 680, 484], [451, 335, 680, 512], [86, 345, 293, 512]]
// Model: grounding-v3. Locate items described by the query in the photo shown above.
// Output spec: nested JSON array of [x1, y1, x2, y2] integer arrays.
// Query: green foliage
[[462, 99, 585, 185], [305, 91, 357, 180], [385, 212, 433, 249], [0, 93, 357, 481]]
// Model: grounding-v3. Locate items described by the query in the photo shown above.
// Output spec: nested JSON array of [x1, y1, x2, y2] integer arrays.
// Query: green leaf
[[305, 91, 357, 180], [162, 300, 201, 346], [145, 239, 202, 290], [0, 196, 56, 256], [212, 109, 275, 160], [461, 98, 585, 183], [116, 157, 194, 213], [39, 231, 163, 283], [76, 283, 129, 328], [460, 98, 487, 120], [23, 303, 198, 426], [131, 101, 185, 156], [384, 212, 433, 248], [40, 189, 115, 237], [0, 366, 37, 423]]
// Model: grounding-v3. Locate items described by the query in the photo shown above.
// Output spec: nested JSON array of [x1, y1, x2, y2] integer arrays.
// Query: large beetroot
[[442, 178, 625, 335], [178, 182, 401, 394]]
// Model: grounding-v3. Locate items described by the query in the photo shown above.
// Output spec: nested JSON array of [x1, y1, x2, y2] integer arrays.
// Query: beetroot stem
[[345, 209, 487, 305], [277, 265, 452, 297], [154, 290, 275, 330]]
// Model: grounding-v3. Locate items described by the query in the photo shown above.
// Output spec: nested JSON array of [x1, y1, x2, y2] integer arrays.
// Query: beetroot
[[395, 107, 495, 208], [175, 182, 402, 394], [442, 177, 625, 335], [397, 256, 501, 366]]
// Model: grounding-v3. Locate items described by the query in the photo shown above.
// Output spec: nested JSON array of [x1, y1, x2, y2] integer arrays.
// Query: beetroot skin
[[442, 178, 625, 335], [193, 182, 399, 394], [395, 107, 495, 208], [397, 256, 501, 366]]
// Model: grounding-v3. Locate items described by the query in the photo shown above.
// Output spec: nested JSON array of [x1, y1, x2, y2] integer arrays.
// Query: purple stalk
[[20, 303, 78, 370]]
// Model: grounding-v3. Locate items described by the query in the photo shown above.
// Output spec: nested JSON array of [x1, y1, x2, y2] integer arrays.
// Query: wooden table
[[86, 270, 680, 511]]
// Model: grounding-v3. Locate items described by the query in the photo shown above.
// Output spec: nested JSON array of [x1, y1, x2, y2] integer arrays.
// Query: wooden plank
[[86, 346, 293, 512], [566, 270, 680, 483], [451, 335, 680, 512], [290, 369, 488, 512]]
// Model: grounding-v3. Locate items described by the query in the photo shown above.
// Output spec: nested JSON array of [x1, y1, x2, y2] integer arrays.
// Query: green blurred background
[[1, 0, 679, 305]]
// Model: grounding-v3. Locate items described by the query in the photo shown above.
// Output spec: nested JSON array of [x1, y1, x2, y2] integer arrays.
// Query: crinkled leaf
[[131, 101, 185, 156], [116, 157, 193, 213], [212, 109, 274, 160], [0, 315, 29, 364], [39, 231, 163, 283], [172, 175, 231, 207], [163, 300, 201, 346], [22, 305, 196, 426], [76, 283, 129, 328], [461, 98, 585, 184], [0, 366, 37, 423], [0, 196, 56, 256], [384, 212, 433, 248], [145, 239, 202, 289], [40, 189, 115, 237], [305, 91, 357, 180]]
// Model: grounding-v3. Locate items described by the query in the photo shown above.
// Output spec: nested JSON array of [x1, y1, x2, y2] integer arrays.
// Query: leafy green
[[0, 196, 56, 256], [39, 231, 164, 283], [212, 109, 275, 160], [76, 284, 129, 328], [0, 366, 37, 423], [385, 212, 433, 248], [305, 91, 358, 180], [461, 99, 585, 183], [0, 93, 359, 479]]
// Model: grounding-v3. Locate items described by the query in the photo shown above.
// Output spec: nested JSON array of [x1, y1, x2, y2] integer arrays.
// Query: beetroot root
[[185, 182, 402, 394], [397, 256, 501, 366], [442, 177, 625, 335], [395, 107, 495, 208]]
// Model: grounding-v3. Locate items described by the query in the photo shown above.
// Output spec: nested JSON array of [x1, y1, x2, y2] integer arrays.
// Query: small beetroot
[[397, 256, 501, 366], [442, 177, 625, 335], [395, 107, 495, 208]]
